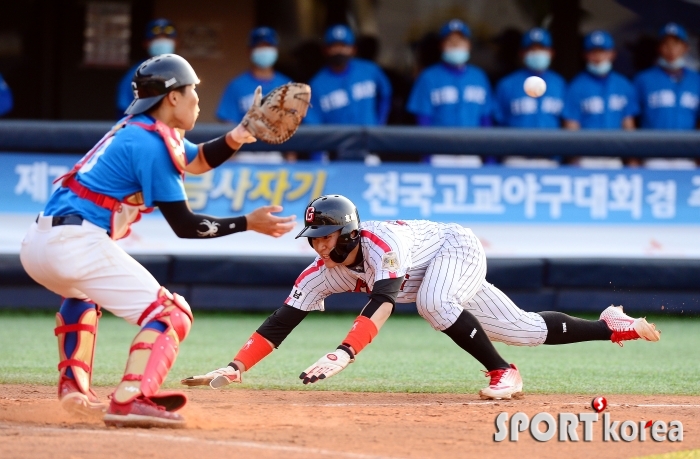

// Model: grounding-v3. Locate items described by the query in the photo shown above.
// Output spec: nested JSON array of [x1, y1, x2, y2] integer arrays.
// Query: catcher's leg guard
[[105, 287, 192, 428], [55, 298, 106, 416]]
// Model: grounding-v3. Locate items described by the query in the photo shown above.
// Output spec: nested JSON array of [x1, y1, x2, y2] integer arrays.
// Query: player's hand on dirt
[[300, 345, 355, 384], [246, 205, 296, 237], [228, 123, 257, 145], [181, 364, 242, 389]]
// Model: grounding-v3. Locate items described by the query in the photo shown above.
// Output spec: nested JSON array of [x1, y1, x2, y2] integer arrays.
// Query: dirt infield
[[0, 384, 697, 459]]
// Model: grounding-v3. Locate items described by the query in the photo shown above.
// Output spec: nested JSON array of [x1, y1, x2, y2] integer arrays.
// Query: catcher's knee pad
[[55, 298, 101, 397], [113, 287, 193, 408]]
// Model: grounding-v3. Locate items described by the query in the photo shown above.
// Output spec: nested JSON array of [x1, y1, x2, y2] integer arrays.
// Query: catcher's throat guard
[[296, 195, 361, 263]]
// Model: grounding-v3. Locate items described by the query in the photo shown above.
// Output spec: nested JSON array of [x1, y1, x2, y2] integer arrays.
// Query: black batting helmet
[[296, 195, 361, 263], [125, 54, 199, 115]]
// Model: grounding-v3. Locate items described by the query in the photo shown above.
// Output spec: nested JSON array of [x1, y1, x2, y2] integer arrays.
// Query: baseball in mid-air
[[524, 76, 547, 98]]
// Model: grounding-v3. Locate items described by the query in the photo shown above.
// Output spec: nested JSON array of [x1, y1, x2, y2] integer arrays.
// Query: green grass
[[0, 311, 698, 394]]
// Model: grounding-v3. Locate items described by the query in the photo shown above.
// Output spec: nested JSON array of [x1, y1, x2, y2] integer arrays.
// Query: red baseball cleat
[[599, 305, 661, 346], [58, 377, 107, 417], [479, 364, 523, 400], [103, 396, 185, 428]]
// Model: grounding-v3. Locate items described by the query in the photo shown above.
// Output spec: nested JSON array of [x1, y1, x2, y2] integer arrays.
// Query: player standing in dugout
[[19, 54, 307, 428], [184, 195, 661, 399]]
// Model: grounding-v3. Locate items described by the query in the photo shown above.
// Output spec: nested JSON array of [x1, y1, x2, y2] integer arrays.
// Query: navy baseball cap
[[584, 30, 614, 51], [439, 19, 471, 40], [521, 27, 552, 48], [324, 24, 355, 45], [659, 22, 688, 42], [145, 19, 176, 40], [249, 27, 279, 47]]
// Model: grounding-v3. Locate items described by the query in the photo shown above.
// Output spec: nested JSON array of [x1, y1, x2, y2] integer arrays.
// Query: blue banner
[[3, 153, 700, 224]]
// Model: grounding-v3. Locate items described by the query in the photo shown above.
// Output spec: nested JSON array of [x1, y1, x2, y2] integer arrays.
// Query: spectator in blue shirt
[[217, 27, 291, 123], [563, 30, 638, 130], [407, 19, 492, 127], [634, 23, 700, 129], [494, 28, 565, 128], [0, 73, 13, 116], [116, 19, 178, 116], [304, 24, 392, 126]]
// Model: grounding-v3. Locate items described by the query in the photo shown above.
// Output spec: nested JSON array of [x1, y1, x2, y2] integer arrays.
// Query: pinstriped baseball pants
[[416, 225, 547, 346]]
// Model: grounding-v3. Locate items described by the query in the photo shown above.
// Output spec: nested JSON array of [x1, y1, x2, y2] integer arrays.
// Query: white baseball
[[524, 76, 546, 98]]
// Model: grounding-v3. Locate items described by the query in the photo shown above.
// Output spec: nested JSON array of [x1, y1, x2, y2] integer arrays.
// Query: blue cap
[[521, 28, 552, 48], [248, 27, 279, 47], [145, 19, 176, 40], [324, 24, 355, 46], [584, 30, 614, 51], [659, 22, 688, 42], [439, 19, 471, 40]]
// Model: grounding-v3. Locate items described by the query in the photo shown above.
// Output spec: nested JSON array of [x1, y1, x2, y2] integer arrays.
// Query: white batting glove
[[180, 363, 242, 389], [300, 345, 355, 384], [228, 123, 256, 145]]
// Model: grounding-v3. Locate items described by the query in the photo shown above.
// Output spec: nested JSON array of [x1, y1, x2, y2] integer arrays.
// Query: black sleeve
[[201, 135, 238, 168], [256, 305, 309, 348], [360, 277, 404, 318], [155, 200, 247, 239]]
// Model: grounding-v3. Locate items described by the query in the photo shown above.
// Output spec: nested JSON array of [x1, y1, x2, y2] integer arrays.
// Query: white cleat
[[181, 364, 241, 389], [599, 305, 661, 346], [479, 364, 523, 400]]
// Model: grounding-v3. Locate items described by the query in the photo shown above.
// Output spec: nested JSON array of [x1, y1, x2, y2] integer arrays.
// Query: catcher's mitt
[[241, 83, 311, 144]]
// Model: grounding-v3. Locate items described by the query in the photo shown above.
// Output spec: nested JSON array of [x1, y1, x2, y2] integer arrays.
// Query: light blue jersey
[[634, 65, 700, 129], [407, 62, 492, 127], [304, 58, 392, 125], [563, 70, 638, 129], [494, 69, 565, 128], [0, 72, 13, 116], [44, 114, 199, 232], [217, 71, 291, 123]]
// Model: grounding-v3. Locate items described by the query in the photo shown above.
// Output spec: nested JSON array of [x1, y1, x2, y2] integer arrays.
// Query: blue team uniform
[[563, 70, 638, 129], [305, 58, 392, 125], [116, 63, 143, 115], [494, 69, 565, 128], [407, 62, 492, 127], [44, 114, 199, 232], [0, 73, 13, 116], [634, 65, 700, 129], [217, 71, 291, 123]]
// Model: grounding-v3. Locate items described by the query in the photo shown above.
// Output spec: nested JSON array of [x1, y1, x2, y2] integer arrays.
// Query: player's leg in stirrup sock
[[442, 310, 522, 400], [539, 311, 612, 345], [104, 287, 192, 428], [55, 298, 106, 417]]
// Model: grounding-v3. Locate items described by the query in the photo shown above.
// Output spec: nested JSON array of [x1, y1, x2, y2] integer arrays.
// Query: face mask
[[251, 47, 278, 68], [587, 60, 612, 76], [524, 50, 551, 71], [442, 48, 469, 66], [328, 53, 351, 67], [148, 38, 175, 56], [658, 57, 686, 70]]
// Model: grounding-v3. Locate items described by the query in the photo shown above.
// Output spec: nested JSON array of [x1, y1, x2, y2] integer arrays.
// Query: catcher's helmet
[[125, 54, 199, 115], [296, 195, 361, 263]]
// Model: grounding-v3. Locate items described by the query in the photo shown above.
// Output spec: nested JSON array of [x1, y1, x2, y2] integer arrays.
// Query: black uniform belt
[[36, 214, 85, 226]]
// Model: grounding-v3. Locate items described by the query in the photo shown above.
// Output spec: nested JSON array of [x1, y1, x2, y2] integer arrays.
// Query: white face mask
[[658, 56, 686, 70], [148, 38, 176, 56]]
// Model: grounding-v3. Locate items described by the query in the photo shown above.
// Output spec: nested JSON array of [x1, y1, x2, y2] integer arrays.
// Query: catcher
[[19, 54, 310, 428], [183, 195, 660, 399]]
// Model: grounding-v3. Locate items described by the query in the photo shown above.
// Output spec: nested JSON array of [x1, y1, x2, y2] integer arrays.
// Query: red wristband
[[234, 332, 273, 370], [341, 316, 378, 355]]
